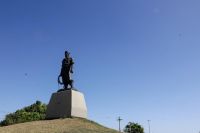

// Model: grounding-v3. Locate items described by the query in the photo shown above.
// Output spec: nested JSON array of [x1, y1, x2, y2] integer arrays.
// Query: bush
[[124, 122, 144, 133], [0, 101, 47, 126]]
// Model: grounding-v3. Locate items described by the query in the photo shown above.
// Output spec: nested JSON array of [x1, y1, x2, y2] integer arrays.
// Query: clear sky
[[0, 0, 200, 133]]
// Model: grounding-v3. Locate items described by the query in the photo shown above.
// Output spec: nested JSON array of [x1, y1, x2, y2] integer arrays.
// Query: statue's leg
[[64, 83, 68, 89], [69, 80, 73, 88], [62, 76, 68, 89]]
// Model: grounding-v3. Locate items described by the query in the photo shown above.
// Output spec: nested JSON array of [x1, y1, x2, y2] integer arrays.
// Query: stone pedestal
[[46, 89, 87, 119]]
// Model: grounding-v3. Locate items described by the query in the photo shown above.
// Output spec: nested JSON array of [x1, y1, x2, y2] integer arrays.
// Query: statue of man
[[58, 51, 74, 89]]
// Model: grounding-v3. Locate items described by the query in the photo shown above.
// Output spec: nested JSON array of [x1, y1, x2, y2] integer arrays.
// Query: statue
[[58, 51, 74, 89]]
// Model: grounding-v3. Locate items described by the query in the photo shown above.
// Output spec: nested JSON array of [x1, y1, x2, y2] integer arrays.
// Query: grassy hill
[[0, 118, 118, 133]]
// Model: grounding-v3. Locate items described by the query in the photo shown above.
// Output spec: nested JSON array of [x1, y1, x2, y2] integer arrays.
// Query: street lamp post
[[117, 116, 123, 132], [147, 120, 151, 133]]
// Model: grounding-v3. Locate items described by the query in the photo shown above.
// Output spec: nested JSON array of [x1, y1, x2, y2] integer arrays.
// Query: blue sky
[[0, 0, 200, 133]]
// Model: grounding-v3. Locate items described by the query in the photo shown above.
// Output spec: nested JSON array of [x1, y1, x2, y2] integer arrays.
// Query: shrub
[[124, 122, 144, 133], [0, 101, 47, 126]]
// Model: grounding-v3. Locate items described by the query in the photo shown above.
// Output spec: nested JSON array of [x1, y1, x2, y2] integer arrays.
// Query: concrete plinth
[[46, 89, 87, 119]]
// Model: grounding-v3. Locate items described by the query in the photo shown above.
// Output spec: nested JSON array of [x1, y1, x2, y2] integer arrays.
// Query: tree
[[124, 122, 144, 133], [0, 101, 47, 126]]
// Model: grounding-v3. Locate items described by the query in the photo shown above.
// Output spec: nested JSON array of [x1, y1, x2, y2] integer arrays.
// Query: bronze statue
[[58, 51, 74, 89]]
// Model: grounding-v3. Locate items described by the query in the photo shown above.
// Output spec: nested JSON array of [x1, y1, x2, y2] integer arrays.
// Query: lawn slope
[[0, 118, 118, 133]]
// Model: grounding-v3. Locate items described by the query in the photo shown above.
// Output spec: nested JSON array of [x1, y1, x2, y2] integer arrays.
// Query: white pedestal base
[[46, 89, 87, 119]]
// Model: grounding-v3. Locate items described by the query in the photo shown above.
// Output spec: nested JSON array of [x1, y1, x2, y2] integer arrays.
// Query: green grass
[[0, 117, 119, 133]]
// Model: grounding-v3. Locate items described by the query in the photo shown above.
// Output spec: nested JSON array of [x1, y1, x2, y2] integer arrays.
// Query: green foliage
[[0, 101, 47, 126], [124, 122, 144, 133]]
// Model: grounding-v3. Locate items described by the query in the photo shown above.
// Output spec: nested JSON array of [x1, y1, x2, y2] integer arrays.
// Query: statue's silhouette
[[58, 51, 74, 89]]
